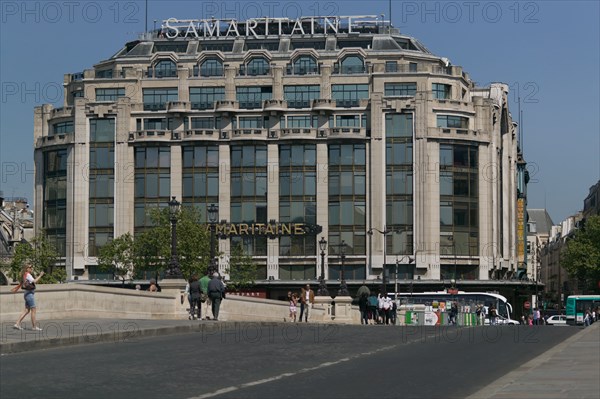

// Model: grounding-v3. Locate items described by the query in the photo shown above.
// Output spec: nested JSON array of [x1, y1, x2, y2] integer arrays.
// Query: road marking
[[188, 344, 398, 399]]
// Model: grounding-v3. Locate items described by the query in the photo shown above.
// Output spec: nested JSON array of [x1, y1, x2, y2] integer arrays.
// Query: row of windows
[[141, 55, 365, 78]]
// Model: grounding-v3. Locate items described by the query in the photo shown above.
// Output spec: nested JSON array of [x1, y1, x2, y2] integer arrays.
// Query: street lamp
[[338, 240, 349, 296], [368, 227, 398, 294], [164, 196, 183, 279], [317, 237, 329, 296], [207, 203, 218, 274]]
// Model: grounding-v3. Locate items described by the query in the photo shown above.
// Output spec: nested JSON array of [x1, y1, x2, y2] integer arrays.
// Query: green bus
[[566, 295, 600, 325]]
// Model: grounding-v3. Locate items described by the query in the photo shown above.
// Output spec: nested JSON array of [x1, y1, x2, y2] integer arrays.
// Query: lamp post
[[164, 196, 183, 279], [338, 240, 349, 296], [368, 227, 398, 294], [317, 237, 329, 296], [207, 203, 218, 274]]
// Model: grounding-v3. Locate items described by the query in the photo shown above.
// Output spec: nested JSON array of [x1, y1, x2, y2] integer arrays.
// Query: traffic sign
[[524, 301, 531, 310]]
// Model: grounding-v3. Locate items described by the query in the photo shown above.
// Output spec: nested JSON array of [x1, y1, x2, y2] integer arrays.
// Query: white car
[[545, 315, 567, 325]]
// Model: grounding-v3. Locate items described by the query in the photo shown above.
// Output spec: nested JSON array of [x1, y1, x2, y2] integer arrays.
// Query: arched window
[[148, 60, 177, 78], [292, 56, 318, 75], [244, 57, 270, 76], [340, 56, 365, 74], [198, 59, 223, 77], [151, 60, 177, 78]]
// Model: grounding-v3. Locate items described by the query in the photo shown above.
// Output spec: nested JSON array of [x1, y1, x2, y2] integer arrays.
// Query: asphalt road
[[0, 324, 577, 399]]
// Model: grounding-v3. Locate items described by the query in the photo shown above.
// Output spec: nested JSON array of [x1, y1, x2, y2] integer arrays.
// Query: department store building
[[33, 16, 526, 293]]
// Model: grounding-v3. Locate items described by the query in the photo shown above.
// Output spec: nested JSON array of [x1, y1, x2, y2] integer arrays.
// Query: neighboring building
[[33, 16, 524, 294], [583, 180, 600, 218], [539, 213, 583, 309], [526, 209, 553, 307]]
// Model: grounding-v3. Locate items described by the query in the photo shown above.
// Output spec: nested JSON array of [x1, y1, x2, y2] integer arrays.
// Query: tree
[[226, 242, 257, 291], [562, 215, 600, 293], [97, 233, 135, 285], [132, 206, 212, 279], [5, 233, 63, 283]]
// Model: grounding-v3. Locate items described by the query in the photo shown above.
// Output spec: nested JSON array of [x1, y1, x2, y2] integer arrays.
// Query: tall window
[[43, 149, 68, 256], [385, 114, 414, 255], [95, 88, 125, 102], [384, 83, 417, 97], [439, 144, 479, 256], [338, 55, 365, 74], [328, 144, 366, 280], [143, 88, 178, 111], [290, 55, 318, 75], [189, 87, 225, 109], [433, 83, 451, 99], [230, 145, 268, 255], [279, 145, 317, 258], [284, 85, 320, 108], [52, 121, 74, 135], [437, 115, 469, 129], [332, 84, 369, 107], [242, 57, 270, 76], [134, 147, 171, 231], [182, 145, 219, 221], [236, 86, 272, 109], [196, 59, 224, 77], [148, 59, 177, 78]]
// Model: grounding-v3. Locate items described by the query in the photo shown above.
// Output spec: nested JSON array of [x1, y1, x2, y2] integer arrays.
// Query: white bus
[[392, 291, 519, 324]]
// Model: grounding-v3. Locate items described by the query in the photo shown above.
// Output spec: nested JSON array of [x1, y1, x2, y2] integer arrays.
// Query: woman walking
[[14, 264, 45, 331]]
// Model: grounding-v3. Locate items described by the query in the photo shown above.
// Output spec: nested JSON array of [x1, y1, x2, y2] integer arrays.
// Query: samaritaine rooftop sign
[[162, 15, 382, 39]]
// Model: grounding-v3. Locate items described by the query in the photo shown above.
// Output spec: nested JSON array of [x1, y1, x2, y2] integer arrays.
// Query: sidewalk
[[468, 322, 600, 399], [0, 318, 234, 354]]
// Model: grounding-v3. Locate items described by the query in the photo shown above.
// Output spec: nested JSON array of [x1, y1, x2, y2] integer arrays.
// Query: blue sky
[[1, 0, 598, 223]]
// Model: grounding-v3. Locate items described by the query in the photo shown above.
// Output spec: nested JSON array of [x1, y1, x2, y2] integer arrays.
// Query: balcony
[[286, 100, 312, 109], [143, 103, 167, 111], [264, 99, 287, 112], [312, 99, 336, 111], [328, 127, 367, 137], [36, 134, 74, 148], [285, 65, 320, 76], [335, 99, 371, 109], [233, 129, 265, 136], [215, 100, 238, 113], [238, 65, 271, 77], [50, 107, 74, 119], [184, 129, 218, 138], [128, 130, 172, 142], [167, 101, 190, 113], [280, 128, 316, 139]]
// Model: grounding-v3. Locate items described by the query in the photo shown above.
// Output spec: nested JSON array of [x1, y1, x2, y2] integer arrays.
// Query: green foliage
[[6, 232, 60, 281], [131, 206, 212, 279], [226, 242, 257, 291], [562, 215, 600, 292], [97, 233, 135, 283]]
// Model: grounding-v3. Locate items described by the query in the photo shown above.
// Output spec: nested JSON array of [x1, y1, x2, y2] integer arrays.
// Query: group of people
[[287, 284, 315, 322], [358, 292, 397, 325], [183, 270, 226, 321]]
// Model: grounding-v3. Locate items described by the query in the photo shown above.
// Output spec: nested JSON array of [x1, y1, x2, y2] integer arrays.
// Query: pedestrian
[[188, 274, 202, 320], [207, 272, 225, 321], [489, 305, 497, 325], [533, 308, 541, 325], [148, 279, 158, 292], [368, 294, 378, 325], [288, 292, 298, 322], [449, 302, 458, 325], [200, 269, 212, 320], [584, 309, 592, 327], [299, 284, 315, 322], [14, 264, 45, 331], [358, 293, 369, 325], [381, 293, 393, 325]]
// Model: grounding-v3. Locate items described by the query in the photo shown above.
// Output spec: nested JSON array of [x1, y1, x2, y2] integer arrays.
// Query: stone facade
[[33, 18, 521, 288]]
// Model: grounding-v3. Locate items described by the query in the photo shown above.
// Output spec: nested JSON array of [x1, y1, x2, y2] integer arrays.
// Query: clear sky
[[1, 0, 598, 224]]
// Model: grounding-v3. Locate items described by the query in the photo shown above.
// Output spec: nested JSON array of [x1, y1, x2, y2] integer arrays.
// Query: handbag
[[23, 280, 35, 290]]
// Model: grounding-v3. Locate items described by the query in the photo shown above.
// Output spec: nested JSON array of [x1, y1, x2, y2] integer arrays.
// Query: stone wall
[[0, 284, 355, 323]]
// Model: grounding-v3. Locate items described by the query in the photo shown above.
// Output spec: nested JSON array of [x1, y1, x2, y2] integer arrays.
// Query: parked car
[[545, 315, 567, 325]]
